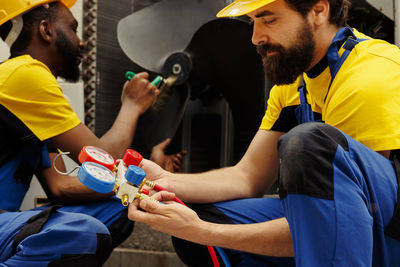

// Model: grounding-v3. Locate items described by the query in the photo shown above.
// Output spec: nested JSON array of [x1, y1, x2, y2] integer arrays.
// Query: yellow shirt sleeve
[[0, 59, 81, 141]]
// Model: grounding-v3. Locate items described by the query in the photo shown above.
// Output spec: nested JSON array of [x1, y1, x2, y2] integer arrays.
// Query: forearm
[[42, 176, 114, 204], [99, 102, 141, 159], [39, 153, 113, 204], [167, 166, 255, 203], [198, 217, 294, 257]]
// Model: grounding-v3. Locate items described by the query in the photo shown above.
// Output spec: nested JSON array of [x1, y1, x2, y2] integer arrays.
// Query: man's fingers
[[152, 191, 176, 202], [133, 72, 149, 79], [140, 199, 164, 214], [128, 201, 148, 222]]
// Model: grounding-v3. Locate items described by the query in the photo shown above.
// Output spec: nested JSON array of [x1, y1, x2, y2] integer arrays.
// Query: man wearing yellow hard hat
[[129, 0, 400, 266], [0, 0, 166, 265]]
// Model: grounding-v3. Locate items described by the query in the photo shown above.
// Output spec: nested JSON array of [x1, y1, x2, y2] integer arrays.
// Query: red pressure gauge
[[78, 146, 115, 171], [122, 149, 143, 166]]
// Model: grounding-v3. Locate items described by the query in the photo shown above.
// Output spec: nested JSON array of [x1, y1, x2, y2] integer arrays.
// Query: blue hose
[[215, 246, 231, 267]]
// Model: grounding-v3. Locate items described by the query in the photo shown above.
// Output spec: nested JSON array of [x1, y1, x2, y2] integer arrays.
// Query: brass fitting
[[112, 164, 118, 173], [112, 183, 120, 192], [145, 180, 155, 188], [121, 194, 129, 206], [135, 193, 159, 204]]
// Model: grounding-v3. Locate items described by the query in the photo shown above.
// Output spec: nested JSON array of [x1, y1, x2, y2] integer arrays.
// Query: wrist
[[196, 220, 214, 246], [164, 171, 175, 191], [121, 101, 143, 116]]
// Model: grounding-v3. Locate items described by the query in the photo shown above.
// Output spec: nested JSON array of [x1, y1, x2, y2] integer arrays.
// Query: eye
[[263, 18, 276, 25]]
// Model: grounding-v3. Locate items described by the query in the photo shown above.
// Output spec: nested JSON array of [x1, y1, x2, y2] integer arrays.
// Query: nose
[[79, 39, 85, 50], [251, 21, 268, 46]]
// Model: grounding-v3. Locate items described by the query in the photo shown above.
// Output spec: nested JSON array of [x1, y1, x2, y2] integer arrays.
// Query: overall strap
[[298, 76, 308, 105], [327, 27, 357, 80], [295, 76, 316, 123], [324, 27, 367, 101]]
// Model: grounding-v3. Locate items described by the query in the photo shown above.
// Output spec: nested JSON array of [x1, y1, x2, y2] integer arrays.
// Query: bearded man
[[128, 0, 400, 266]]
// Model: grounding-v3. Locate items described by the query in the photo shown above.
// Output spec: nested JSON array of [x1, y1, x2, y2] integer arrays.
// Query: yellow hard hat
[[217, 0, 277, 17], [0, 0, 77, 26]]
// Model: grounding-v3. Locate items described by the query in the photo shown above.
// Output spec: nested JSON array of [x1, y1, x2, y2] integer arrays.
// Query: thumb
[[155, 138, 171, 151]]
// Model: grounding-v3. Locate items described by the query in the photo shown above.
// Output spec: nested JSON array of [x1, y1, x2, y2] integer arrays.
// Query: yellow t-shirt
[[260, 30, 400, 152], [0, 55, 81, 141]]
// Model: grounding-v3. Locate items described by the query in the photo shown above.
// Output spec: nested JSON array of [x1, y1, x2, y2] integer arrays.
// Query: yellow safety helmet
[[0, 0, 77, 26], [217, 0, 277, 17]]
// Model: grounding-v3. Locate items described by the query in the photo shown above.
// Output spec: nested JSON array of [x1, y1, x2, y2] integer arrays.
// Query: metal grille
[[82, 0, 97, 131]]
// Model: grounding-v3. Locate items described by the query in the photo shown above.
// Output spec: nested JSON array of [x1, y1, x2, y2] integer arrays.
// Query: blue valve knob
[[125, 165, 146, 186], [78, 162, 116, 193]]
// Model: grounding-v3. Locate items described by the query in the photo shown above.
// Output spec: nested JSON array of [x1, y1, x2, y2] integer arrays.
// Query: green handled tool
[[125, 71, 162, 87]]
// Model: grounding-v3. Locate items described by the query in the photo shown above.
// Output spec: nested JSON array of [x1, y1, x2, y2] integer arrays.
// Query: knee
[[279, 123, 344, 155], [277, 123, 348, 200]]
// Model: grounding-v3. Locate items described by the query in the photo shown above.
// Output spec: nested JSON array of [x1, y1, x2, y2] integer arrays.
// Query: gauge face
[[84, 162, 115, 182], [85, 146, 114, 165]]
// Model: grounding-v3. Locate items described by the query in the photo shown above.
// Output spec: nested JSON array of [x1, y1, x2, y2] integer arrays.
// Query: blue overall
[[0, 140, 133, 266], [173, 27, 400, 266]]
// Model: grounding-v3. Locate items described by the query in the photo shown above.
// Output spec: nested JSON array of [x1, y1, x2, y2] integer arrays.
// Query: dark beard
[[256, 20, 315, 85], [55, 29, 81, 82]]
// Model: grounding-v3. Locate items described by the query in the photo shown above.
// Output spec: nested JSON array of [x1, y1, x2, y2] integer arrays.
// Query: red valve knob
[[122, 149, 143, 166], [141, 188, 150, 195], [78, 146, 115, 171]]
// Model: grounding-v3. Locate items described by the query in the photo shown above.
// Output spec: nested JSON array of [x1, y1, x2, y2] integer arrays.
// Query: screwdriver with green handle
[[125, 71, 162, 87]]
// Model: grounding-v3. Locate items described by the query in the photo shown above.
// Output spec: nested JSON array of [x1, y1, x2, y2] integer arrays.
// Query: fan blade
[[117, 0, 226, 73]]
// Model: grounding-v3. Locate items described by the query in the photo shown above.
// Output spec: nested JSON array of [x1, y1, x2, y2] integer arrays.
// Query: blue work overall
[[172, 27, 400, 266], [0, 138, 133, 266]]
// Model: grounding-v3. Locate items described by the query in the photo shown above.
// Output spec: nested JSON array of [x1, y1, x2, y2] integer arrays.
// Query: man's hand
[[150, 138, 187, 172], [128, 191, 206, 243], [121, 72, 160, 115], [139, 158, 173, 194]]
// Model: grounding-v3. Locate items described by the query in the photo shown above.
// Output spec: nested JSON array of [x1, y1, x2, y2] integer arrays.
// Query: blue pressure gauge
[[125, 165, 146, 186], [78, 162, 116, 193]]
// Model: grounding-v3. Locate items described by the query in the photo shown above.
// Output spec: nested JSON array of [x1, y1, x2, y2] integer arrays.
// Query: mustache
[[256, 43, 284, 56]]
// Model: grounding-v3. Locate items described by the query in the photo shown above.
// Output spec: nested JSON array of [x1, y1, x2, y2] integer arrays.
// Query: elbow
[[45, 182, 76, 205], [46, 187, 68, 205]]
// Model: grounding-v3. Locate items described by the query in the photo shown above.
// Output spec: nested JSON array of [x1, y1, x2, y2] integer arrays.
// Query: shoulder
[[2, 55, 57, 84], [351, 30, 400, 67], [338, 34, 400, 92], [0, 55, 62, 100]]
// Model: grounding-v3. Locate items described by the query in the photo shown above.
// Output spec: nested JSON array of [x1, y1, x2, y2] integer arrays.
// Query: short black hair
[[0, 1, 59, 57], [285, 0, 351, 27]]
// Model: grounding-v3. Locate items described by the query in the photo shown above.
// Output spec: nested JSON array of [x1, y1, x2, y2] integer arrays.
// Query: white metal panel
[[366, 0, 394, 20]]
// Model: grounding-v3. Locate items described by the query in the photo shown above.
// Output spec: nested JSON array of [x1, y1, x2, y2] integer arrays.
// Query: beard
[[55, 29, 81, 82], [256, 20, 315, 85]]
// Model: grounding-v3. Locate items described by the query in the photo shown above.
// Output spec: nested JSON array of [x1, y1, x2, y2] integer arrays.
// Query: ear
[[39, 20, 54, 43], [309, 0, 330, 26]]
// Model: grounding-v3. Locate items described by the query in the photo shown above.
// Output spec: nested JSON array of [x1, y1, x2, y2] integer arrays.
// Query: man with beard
[[0, 0, 184, 266], [128, 0, 400, 266]]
